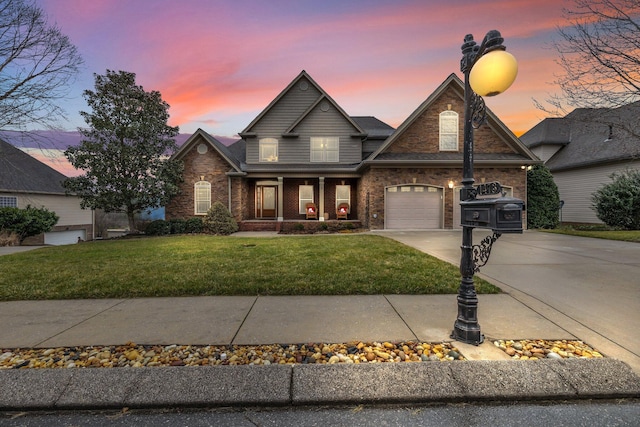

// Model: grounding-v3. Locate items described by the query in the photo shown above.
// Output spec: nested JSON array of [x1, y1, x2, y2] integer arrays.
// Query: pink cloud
[[36, 0, 574, 137]]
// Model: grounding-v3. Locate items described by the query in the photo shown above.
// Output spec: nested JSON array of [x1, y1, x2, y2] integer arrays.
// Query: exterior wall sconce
[[448, 180, 455, 189]]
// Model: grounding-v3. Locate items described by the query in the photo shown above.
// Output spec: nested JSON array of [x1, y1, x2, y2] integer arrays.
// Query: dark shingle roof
[[0, 138, 67, 194], [521, 101, 640, 171], [351, 116, 395, 139]]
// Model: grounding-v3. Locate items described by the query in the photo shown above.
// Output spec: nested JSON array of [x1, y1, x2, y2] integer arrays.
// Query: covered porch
[[245, 176, 359, 223]]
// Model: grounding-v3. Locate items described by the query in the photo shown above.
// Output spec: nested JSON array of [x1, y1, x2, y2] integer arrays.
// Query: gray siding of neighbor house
[[245, 76, 361, 164], [554, 159, 640, 224]]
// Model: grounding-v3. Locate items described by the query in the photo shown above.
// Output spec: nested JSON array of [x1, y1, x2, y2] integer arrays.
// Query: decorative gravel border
[[0, 341, 465, 369], [1, 339, 605, 370], [494, 339, 604, 360]]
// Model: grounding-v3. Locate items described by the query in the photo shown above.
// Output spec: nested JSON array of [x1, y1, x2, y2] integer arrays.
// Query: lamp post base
[[451, 289, 484, 345], [451, 320, 484, 345]]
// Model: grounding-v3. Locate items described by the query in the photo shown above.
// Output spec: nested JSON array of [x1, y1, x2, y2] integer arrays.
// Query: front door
[[256, 186, 277, 218]]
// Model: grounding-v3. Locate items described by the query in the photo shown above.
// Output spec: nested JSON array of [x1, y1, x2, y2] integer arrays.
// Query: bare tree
[[536, 0, 639, 111], [535, 0, 639, 138], [0, 0, 83, 130]]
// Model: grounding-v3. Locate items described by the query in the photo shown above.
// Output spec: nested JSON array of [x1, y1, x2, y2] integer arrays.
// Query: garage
[[44, 229, 86, 246], [385, 185, 443, 229]]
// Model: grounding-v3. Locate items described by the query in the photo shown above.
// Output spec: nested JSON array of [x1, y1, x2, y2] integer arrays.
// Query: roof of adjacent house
[[0, 138, 67, 194], [520, 101, 640, 171]]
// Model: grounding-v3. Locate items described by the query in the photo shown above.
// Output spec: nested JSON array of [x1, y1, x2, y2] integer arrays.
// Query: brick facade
[[165, 135, 232, 220]]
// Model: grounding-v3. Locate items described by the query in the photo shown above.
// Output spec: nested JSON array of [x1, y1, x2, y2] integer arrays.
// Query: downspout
[[228, 176, 232, 214]]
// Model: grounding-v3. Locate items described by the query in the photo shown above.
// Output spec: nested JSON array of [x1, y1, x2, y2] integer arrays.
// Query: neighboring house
[[166, 71, 539, 230], [520, 101, 640, 224], [0, 138, 93, 245]]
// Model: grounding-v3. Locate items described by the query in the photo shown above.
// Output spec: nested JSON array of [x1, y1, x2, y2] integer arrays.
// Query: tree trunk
[[127, 211, 136, 233]]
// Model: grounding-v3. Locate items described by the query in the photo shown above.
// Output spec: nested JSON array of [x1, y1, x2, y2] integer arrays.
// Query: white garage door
[[44, 229, 86, 245], [386, 185, 443, 229]]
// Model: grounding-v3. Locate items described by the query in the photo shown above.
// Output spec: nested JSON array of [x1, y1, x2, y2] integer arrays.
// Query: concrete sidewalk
[[1, 294, 639, 410]]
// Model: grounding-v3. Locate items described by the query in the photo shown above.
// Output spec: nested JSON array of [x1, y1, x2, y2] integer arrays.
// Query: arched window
[[194, 181, 211, 215], [439, 110, 459, 151]]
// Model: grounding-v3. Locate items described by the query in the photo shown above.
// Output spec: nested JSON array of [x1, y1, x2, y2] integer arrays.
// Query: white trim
[[194, 181, 211, 215]]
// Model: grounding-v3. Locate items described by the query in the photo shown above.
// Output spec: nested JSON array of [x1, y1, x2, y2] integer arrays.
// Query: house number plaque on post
[[474, 181, 503, 197]]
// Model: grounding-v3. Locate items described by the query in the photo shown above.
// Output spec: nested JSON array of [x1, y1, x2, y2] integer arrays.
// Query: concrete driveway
[[377, 229, 640, 372]]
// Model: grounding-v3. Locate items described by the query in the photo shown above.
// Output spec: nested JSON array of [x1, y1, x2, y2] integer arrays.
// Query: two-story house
[[166, 71, 538, 230]]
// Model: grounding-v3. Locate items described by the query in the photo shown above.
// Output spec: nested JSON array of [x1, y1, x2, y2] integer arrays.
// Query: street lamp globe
[[469, 50, 518, 97]]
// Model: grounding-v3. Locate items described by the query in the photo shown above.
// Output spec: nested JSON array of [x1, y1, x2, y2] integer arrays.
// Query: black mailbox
[[460, 196, 524, 233]]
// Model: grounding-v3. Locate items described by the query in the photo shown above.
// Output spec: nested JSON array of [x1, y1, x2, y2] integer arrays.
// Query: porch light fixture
[[448, 180, 454, 189], [451, 30, 519, 345]]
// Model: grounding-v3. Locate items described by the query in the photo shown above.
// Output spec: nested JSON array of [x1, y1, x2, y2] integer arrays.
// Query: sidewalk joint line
[[229, 296, 259, 345], [383, 295, 420, 342], [33, 299, 128, 347]]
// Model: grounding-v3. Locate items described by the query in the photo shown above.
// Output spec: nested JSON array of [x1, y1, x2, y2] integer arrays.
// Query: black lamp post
[[451, 30, 518, 345]]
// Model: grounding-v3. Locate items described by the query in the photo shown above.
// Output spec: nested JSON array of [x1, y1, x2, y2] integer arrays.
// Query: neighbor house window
[[0, 196, 17, 208], [259, 138, 278, 162], [439, 110, 458, 151], [194, 181, 211, 215], [299, 185, 314, 214], [310, 137, 339, 162], [336, 185, 350, 212]]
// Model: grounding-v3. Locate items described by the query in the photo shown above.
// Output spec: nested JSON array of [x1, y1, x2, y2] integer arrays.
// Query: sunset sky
[[26, 0, 577, 173]]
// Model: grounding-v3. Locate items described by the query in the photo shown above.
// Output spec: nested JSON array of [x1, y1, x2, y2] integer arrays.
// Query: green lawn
[[0, 234, 499, 301], [542, 227, 640, 243]]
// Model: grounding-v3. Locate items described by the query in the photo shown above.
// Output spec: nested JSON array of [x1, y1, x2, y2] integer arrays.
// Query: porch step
[[239, 221, 279, 232]]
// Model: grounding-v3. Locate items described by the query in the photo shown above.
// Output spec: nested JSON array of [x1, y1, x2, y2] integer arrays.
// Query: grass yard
[[542, 227, 640, 243], [0, 234, 499, 301]]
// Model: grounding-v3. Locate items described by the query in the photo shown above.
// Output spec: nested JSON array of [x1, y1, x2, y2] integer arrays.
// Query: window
[[310, 137, 339, 162], [336, 185, 350, 212], [194, 181, 211, 215], [439, 110, 458, 151], [299, 185, 314, 214], [259, 138, 278, 162], [0, 196, 17, 208]]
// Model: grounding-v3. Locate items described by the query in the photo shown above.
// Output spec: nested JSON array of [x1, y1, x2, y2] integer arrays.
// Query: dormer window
[[259, 138, 278, 162], [439, 110, 459, 151]]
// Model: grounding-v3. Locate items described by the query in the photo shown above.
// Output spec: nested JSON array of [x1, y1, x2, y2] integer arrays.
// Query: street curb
[[1, 359, 638, 410]]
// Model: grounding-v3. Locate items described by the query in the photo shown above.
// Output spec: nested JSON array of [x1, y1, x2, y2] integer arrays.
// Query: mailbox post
[[451, 30, 519, 345]]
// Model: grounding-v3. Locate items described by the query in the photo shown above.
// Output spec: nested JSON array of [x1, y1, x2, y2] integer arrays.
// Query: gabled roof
[[0, 138, 68, 194], [518, 118, 571, 149], [367, 73, 539, 166], [171, 128, 244, 174], [520, 101, 640, 171], [239, 70, 366, 137]]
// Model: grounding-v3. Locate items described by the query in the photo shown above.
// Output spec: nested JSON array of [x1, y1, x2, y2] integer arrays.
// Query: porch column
[[319, 177, 325, 221], [277, 177, 284, 221]]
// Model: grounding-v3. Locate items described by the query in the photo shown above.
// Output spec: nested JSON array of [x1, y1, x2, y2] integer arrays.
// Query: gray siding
[[245, 76, 361, 165], [554, 160, 640, 224]]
